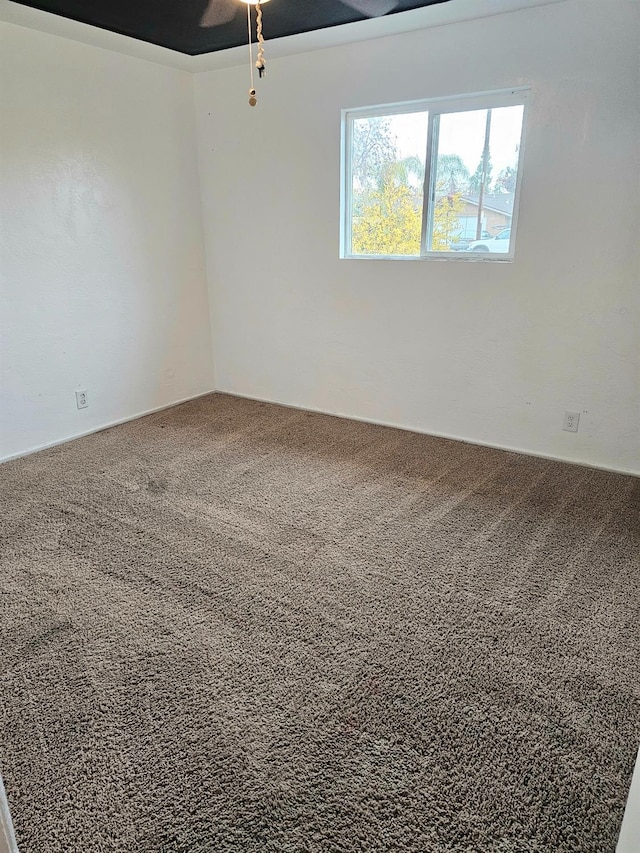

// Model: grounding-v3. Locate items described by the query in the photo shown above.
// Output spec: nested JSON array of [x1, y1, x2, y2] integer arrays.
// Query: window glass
[[342, 91, 527, 260], [426, 105, 524, 254], [350, 112, 428, 257]]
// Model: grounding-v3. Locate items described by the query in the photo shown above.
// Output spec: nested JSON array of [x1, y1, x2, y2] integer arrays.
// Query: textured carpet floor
[[1, 394, 639, 853]]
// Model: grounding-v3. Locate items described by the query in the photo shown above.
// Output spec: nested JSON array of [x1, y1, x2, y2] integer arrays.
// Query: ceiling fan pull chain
[[255, 2, 266, 78], [247, 2, 257, 106]]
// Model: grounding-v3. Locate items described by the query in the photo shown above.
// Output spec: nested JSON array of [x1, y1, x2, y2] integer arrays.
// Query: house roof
[[462, 193, 515, 216]]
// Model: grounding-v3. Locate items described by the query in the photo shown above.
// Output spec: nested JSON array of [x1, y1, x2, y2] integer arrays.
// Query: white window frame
[[340, 87, 529, 262]]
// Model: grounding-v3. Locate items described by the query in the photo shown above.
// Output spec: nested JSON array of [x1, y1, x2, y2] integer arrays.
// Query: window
[[340, 89, 528, 260]]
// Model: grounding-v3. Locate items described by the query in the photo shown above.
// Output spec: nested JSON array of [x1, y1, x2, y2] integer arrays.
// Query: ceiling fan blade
[[200, 0, 238, 28], [340, 0, 399, 17]]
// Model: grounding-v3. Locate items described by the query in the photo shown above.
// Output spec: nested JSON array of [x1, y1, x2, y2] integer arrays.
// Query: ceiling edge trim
[[0, 0, 194, 70], [190, 0, 570, 72], [0, 0, 570, 74]]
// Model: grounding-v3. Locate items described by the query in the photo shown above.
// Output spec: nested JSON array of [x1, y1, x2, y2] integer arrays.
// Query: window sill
[[340, 252, 515, 262]]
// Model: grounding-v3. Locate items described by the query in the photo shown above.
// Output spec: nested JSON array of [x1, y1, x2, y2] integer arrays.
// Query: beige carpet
[[1, 393, 638, 852]]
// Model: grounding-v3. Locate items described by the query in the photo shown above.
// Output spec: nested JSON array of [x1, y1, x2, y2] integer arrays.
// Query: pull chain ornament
[[246, 1, 267, 106], [255, 2, 266, 78]]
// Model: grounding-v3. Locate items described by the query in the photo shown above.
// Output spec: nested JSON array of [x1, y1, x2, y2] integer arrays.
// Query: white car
[[467, 228, 511, 253]]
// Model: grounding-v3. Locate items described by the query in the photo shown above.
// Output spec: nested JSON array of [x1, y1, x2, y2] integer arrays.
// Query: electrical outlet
[[75, 390, 88, 410], [562, 411, 579, 433]]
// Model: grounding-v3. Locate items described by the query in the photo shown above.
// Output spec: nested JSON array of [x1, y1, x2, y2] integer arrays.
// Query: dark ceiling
[[12, 0, 453, 56]]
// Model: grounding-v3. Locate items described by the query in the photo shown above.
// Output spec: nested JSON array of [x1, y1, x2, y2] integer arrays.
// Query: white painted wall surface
[[0, 775, 18, 853], [195, 0, 640, 475], [0, 23, 213, 461], [617, 747, 640, 853]]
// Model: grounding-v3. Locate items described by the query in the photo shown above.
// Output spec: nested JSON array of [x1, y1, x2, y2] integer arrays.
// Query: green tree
[[431, 192, 466, 251], [352, 116, 396, 191], [493, 165, 517, 193], [384, 154, 424, 189], [429, 154, 469, 249], [352, 173, 422, 256], [352, 157, 466, 256], [435, 154, 470, 195], [468, 156, 493, 195]]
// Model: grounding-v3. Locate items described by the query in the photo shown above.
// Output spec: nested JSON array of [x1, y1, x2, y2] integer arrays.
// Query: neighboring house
[[456, 193, 515, 237]]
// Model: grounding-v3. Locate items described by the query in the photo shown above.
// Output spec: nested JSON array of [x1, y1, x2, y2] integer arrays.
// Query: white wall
[[0, 23, 214, 461], [617, 747, 640, 853], [195, 0, 640, 475]]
